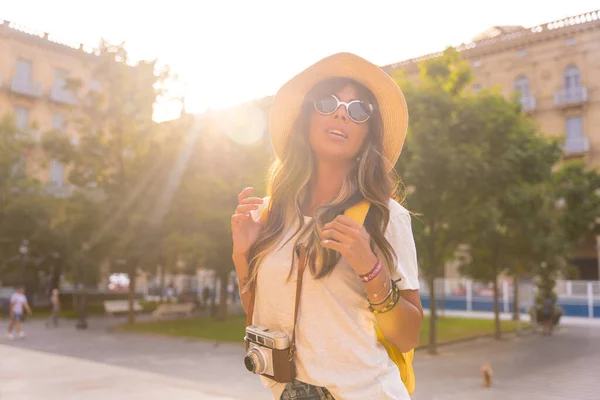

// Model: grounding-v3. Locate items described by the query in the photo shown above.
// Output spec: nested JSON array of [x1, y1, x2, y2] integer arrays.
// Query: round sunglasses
[[313, 94, 373, 123]]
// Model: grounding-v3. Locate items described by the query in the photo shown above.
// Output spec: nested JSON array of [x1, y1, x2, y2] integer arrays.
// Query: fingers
[[237, 187, 255, 203], [231, 213, 251, 224], [323, 219, 358, 237], [240, 197, 264, 205], [236, 204, 259, 214], [321, 238, 345, 253], [332, 215, 362, 229], [321, 228, 348, 244], [236, 188, 263, 216]]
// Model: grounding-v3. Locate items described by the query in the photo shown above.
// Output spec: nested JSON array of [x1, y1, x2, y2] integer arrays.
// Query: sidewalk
[[0, 344, 242, 400], [2, 315, 599, 399]]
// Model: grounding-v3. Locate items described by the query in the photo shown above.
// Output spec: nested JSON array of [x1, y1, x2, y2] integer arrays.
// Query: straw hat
[[269, 52, 409, 170]]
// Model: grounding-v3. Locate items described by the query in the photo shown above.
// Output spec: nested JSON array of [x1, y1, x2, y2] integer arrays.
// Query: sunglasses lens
[[348, 101, 371, 122], [314, 95, 338, 114]]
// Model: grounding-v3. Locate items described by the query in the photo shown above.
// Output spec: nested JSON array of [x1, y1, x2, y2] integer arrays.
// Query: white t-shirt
[[10, 293, 28, 314], [251, 198, 420, 400]]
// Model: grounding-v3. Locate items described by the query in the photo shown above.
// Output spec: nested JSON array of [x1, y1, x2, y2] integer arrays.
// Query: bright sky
[[2, 1, 598, 121]]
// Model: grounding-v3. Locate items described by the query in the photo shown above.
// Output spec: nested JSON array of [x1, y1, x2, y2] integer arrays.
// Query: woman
[[231, 53, 422, 400]]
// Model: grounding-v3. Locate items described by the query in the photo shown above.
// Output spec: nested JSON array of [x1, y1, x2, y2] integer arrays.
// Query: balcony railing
[[50, 86, 78, 105], [519, 96, 536, 112], [554, 87, 588, 106], [15, 129, 40, 142], [47, 183, 74, 199], [563, 135, 589, 156], [10, 78, 42, 98]]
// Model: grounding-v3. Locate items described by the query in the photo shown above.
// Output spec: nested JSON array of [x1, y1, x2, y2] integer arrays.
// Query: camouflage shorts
[[280, 379, 335, 400]]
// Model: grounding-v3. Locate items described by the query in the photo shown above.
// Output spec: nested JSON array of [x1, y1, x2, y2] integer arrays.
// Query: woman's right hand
[[231, 187, 264, 257]]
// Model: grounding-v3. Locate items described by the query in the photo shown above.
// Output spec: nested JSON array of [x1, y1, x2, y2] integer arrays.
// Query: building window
[[49, 159, 65, 187], [52, 114, 65, 131], [15, 59, 32, 83], [566, 116, 583, 139], [13, 106, 29, 130], [54, 69, 69, 90], [564, 65, 581, 90], [517, 50, 527, 57], [472, 60, 483, 68], [90, 78, 101, 92], [11, 155, 26, 177], [514, 75, 530, 97], [564, 115, 587, 154], [473, 83, 482, 93], [566, 38, 576, 46]]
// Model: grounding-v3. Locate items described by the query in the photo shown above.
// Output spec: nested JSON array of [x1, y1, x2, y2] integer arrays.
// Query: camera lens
[[244, 355, 256, 372]]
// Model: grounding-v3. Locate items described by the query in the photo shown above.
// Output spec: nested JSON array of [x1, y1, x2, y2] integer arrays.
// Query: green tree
[[552, 160, 600, 251], [395, 48, 481, 354], [156, 105, 271, 320], [529, 160, 600, 315], [457, 91, 560, 339], [0, 114, 58, 295], [42, 41, 170, 324]]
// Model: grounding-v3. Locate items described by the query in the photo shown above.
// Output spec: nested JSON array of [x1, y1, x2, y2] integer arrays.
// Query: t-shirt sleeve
[[385, 211, 420, 291]]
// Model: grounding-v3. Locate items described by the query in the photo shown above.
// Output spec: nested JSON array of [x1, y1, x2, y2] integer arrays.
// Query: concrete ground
[[1, 344, 241, 400], [1, 314, 599, 399]]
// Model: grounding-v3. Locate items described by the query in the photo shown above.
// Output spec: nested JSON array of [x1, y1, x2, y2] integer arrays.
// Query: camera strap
[[246, 244, 308, 361]]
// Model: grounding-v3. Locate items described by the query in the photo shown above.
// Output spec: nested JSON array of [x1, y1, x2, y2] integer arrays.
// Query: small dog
[[481, 362, 493, 388]]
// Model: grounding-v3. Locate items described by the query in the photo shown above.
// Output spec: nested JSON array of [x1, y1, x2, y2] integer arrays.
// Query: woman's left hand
[[321, 215, 379, 276]]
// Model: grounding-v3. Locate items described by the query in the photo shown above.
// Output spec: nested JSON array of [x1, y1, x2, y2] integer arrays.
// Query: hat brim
[[269, 52, 408, 170]]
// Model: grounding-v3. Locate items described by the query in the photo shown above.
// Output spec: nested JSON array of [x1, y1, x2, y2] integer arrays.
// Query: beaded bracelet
[[368, 279, 390, 302], [368, 285, 393, 306], [369, 285, 400, 315], [368, 279, 397, 306]]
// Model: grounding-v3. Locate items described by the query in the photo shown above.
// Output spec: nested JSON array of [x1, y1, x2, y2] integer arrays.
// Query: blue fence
[[420, 294, 600, 318]]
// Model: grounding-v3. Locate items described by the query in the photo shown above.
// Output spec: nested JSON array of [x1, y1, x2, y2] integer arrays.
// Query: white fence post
[[588, 282, 594, 319], [466, 280, 473, 312], [503, 281, 510, 313], [567, 281, 573, 297]]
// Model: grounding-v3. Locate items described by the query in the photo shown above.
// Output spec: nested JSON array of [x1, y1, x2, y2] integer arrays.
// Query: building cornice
[[384, 10, 600, 73], [0, 19, 96, 61]]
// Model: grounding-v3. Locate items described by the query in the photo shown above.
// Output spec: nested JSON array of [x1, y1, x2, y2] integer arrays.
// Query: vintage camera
[[244, 325, 295, 383]]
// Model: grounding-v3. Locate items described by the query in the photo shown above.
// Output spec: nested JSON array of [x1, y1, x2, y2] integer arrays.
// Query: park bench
[[152, 302, 195, 319], [104, 299, 143, 316]]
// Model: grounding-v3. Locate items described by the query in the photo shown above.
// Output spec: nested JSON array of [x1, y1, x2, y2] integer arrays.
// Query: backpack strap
[[259, 199, 371, 225], [343, 199, 371, 225]]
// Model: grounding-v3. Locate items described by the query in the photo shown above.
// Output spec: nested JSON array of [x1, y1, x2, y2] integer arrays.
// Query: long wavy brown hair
[[243, 78, 400, 293]]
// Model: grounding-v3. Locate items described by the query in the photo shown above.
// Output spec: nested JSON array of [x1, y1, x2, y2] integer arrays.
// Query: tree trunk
[[512, 269, 520, 321], [128, 266, 136, 325], [427, 276, 437, 355], [492, 267, 501, 340], [216, 271, 229, 321], [51, 264, 61, 292], [159, 263, 166, 303]]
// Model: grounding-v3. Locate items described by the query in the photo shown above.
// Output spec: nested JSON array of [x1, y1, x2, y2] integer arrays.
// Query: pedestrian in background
[[45, 288, 60, 328], [6, 286, 32, 339]]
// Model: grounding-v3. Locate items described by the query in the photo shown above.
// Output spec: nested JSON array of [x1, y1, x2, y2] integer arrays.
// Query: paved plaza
[[1, 315, 599, 399]]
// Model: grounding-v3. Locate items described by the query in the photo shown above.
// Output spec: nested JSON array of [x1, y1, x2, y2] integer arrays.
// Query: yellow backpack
[[260, 199, 416, 394]]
